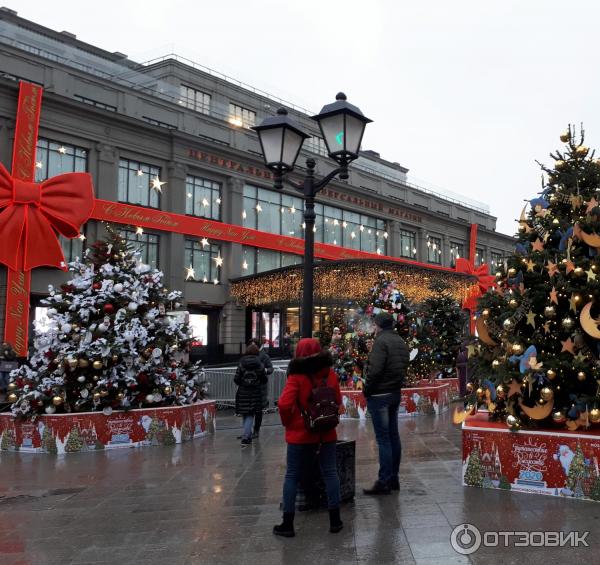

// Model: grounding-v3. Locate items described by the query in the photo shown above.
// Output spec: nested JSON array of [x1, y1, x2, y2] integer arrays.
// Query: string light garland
[[231, 259, 477, 306]]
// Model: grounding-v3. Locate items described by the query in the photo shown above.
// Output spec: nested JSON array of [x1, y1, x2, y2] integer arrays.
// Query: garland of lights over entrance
[[230, 259, 478, 307]]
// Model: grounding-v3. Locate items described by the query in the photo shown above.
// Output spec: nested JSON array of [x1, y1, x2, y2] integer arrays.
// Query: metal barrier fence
[[203, 367, 288, 410]]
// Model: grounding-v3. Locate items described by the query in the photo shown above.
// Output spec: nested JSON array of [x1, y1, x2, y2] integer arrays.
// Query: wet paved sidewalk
[[1, 410, 598, 564]]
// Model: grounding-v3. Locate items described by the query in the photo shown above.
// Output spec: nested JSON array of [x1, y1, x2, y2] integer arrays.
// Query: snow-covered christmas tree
[[8, 227, 205, 418]]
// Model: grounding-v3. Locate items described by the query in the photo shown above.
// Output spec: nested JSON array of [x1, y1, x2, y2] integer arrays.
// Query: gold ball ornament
[[496, 384, 505, 396], [112, 354, 119, 363], [575, 145, 588, 157], [560, 131, 570, 143], [93, 392, 101, 401], [67, 357, 78, 370], [547, 369, 557, 380], [99, 389, 109, 397], [7, 382, 17, 391], [92, 360, 103, 370], [503, 318, 515, 330], [79, 358, 89, 369], [117, 392, 124, 400], [476, 387, 484, 397], [492, 359, 500, 369], [508, 267, 517, 277], [562, 317, 575, 330], [482, 309, 490, 319], [466, 383, 474, 393], [577, 371, 586, 381], [552, 410, 566, 423], [509, 298, 518, 309], [512, 343, 524, 355], [544, 306, 556, 318], [7, 392, 17, 403], [52, 395, 63, 406], [590, 408, 600, 423], [164, 386, 172, 395], [495, 271, 503, 279], [552, 218, 560, 225], [540, 387, 553, 401], [555, 160, 566, 169], [506, 414, 521, 431], [573, 267, 584, 277], [143, 348, 153, 359]]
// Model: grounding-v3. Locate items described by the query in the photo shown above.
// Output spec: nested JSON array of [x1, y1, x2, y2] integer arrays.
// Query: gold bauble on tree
[[540, 387, 553, 401], [52, 395, 63, 406], [506, 414, 521, 431], [508, 267, 517, 277], [555, 159, 566, 169], [492, 359, 500, 369], [112, 354, 119, 363], [79, 359, 89, 369], [575, 145, 588, 157], [7, 392, 17, 403], [482, 309, 490, 319], [164, 386, 172, 395], [590, 408, 600, 424], [466, 383, 474, 393], [547, 369, 557, 380], [92, 360, 103, 370], [7, 382, 17, 391], [503, 318, 515, 330], [476, 387, 484, 397], [553, 410, 566, 423], [512, 343, 524, 355], [495, 271, 503, 279], [544, 305, 556, 318], [67, 357, 78, 370], [577, 371, 586, 381], [573, 267, 584, 277], [560, 131, 570, 143], [93, 392, 101, 401]]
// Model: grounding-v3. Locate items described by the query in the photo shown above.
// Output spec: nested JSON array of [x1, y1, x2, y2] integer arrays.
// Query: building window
[[475, 247, 485, 266], [184, 239, 222, 283], [242, 185, 303, 237], [449, 242, 465, 267], [490, 251, 503, 268], [35, 138, 87, 260], [179, 85, 211, 115], [35, 138, 87, 182], [427, 236, 442, 264], [121, 229, 159, 268], [242, 246, 302, 275], [74, 94, 117, 112], [186, 175, 221, 220], [305, 135, 328, 156], [399, 229, 417, 259], [229, 103, 256, 128], [118, 159, 161, 208]]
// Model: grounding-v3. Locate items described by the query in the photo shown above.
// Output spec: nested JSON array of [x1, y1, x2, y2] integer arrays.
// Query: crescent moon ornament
[[519, 398, 554, 420], [476, 316, 498, 346], [580, 302, 600, 339], [575, 223, 600, 248]]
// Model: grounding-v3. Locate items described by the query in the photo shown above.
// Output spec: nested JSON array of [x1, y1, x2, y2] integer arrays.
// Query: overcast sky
[[11, 0, 600, 235]]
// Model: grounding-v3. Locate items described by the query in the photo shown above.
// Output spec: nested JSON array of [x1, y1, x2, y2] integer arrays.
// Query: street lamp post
[[253, 93, 371, 338]]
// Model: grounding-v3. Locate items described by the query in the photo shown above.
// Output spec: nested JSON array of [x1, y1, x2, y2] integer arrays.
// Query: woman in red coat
[[273, 338, 343, 538]]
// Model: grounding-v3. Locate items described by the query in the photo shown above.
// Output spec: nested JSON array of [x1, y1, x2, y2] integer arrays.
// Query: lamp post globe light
[[253, 93, 372, 338]]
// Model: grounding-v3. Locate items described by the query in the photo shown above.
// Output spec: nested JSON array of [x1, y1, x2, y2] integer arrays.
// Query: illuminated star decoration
[[242, 260, 248, 270], [35, 161, 43, 169], [214, 253, 224, 268], [560, 338, 575, 355], [549, 287, 558, 304], [201, 238, 209, 248], [135, 226, 144, 236], [213, 278, 219, 285], [202, 198, 209, 207], [586, 197, 599, 214], [526, 259, 535, 272], [574, 351, 587, 364], [58, 146, 67, 154], [78, 233, 86, 241], [587, 268, 597, 282], [526, 310, 536, 328], [151, 176, 166, 193], [532, 238, 545, 252], [185, 265, 196, 281], [569, 293, 579, 312], [546, 261, 558, 277], [137, 169, 144, 177]]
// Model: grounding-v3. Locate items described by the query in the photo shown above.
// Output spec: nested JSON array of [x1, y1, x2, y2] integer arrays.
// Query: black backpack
[[240, 364, 264, 387], [299, 375, 340, 433]]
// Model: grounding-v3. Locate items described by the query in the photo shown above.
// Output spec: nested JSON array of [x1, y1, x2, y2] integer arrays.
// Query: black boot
[[389, 477, 400, 491], [363, 481, 391, 495], [273, 512, 295, 537], [329, 508, 344, 533]]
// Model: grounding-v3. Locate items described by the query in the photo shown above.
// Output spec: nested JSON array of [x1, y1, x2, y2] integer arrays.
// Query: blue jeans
[[283, 442, 340, 513], [367, 392, 401, 485], [242, 414, 254, 440]]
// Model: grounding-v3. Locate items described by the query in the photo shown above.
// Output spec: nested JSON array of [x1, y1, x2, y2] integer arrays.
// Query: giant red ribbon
[[2, 82, 94, 356], [455, 258, 496, 294]]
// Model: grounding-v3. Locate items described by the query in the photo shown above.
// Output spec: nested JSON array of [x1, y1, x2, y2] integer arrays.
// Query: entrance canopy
[[230, 259, 478, 307]]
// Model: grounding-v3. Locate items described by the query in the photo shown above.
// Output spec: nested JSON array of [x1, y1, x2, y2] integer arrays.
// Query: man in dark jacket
[[363, 312, 409, 495]]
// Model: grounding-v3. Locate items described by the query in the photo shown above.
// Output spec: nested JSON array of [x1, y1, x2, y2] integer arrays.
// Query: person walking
[[273, 338, 343, 538], [234, 343, 267, 446], [252, 338, 274, 438], [363, 312, 409, 495], [455, 344, 469, 398]]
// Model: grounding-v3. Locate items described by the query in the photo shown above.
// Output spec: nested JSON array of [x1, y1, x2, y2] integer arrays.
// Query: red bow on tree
[[455, 257, 496, 294], [0, 163, 94, 271]]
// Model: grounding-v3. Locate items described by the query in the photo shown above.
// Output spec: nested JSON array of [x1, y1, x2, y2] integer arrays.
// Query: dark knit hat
[[373, 312, 394, 330]]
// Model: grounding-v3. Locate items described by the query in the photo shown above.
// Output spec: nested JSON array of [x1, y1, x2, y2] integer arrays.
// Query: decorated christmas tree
[[470, 126, 600, 430], [464, 447, 484, 487], [566, 443, 587, 493], [8, 227, 205, 418]]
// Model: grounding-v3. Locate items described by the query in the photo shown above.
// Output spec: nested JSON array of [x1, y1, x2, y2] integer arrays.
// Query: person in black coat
[[363, 312, 409, 495], [250, 339, 274, 438], [235, 343, 267, 446]]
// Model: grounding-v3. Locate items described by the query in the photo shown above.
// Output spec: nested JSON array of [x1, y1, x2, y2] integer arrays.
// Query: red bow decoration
[[455, 257, 496, 294], [0, 163, 94, 271]]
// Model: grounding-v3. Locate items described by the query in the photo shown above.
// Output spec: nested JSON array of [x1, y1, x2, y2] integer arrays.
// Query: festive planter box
[[340, 381, 450, 420], [462, 412, 600, 501], [0, 400, 216, 454]]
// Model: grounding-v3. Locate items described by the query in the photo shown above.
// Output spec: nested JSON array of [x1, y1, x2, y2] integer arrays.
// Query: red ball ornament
[[93, 282, 102, 290], [103, 304, 115, 314], [171, 362, 178, 369], [128, 383, 137, 389], [170, 373, 177, 381]]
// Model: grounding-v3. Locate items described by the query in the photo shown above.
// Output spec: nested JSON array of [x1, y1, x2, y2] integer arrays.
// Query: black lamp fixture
[[252, 93, 371, 338]]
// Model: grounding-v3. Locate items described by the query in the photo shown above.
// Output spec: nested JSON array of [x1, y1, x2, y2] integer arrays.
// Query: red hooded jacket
[[278, 338, 342, 444]]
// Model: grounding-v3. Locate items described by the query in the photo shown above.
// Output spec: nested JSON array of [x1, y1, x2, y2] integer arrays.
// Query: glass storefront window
[[118, 159, 161, 208], [449, 242, 465, 267], [184, 240, 222, 283], [400, 229, 417, 258], [186, 175, 221, 220], [427, 236, 442, 264], [34, 307, 51, 334], [189, 314, 209, 346], [120, 229, 160, 268], [242, 246, 302, 274]]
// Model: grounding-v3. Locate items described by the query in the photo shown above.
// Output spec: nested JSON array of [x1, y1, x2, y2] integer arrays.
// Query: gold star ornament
[[550, 287, 558, 304], [526, 310, 536, 328], [546, 261, 558, 277]]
